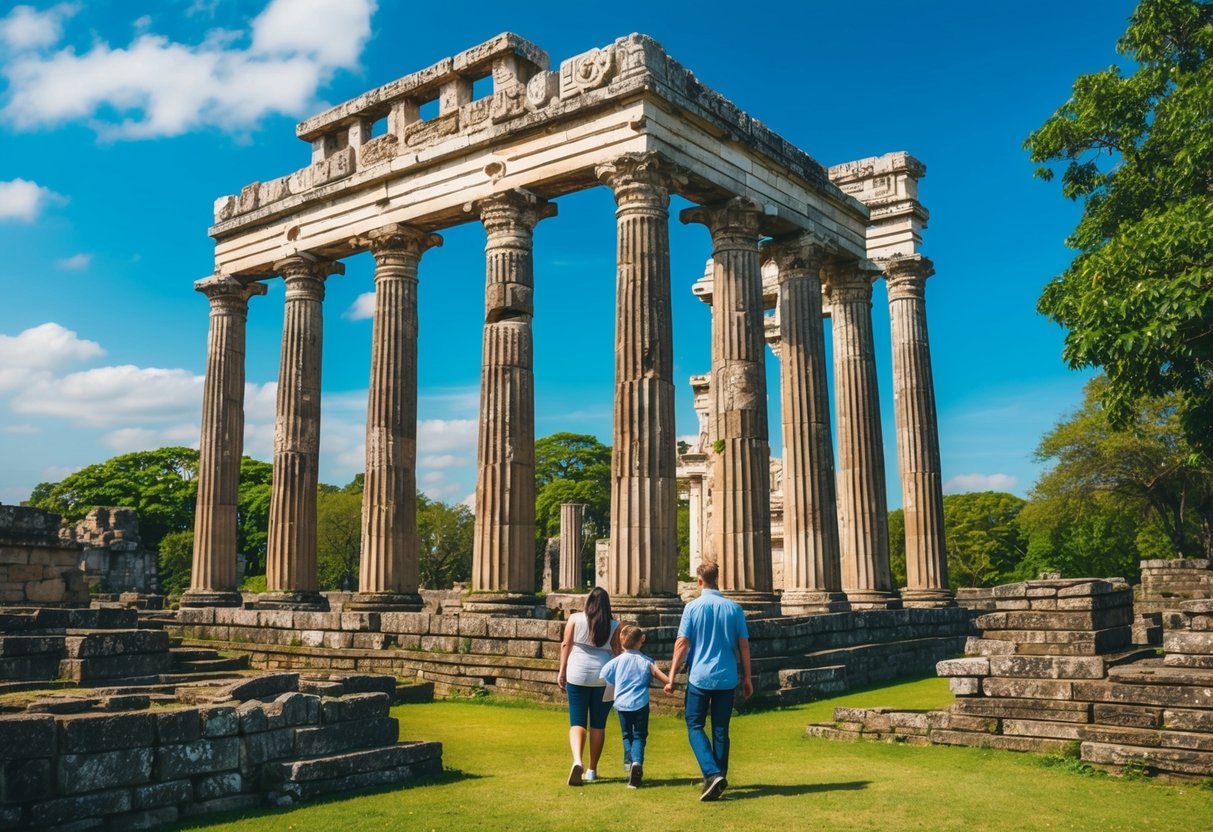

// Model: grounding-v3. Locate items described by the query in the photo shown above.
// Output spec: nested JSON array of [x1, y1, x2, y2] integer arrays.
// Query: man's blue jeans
[[684, 683, 734, 779]]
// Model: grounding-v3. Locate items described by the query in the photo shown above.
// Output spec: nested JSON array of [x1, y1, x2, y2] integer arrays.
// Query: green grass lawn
[[173, 676, 1213, 832]]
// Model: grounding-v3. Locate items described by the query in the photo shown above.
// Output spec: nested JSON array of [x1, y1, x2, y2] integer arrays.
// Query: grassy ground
[[172, 676, 1213, 832]]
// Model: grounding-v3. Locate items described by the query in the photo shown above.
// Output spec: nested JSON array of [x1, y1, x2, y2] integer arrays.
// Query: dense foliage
[[1026, 0, 1213, 452], [533, 432, 611, 589]]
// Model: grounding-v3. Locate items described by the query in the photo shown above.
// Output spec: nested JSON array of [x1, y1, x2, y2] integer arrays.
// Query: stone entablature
[[828, 151, 928, 260], [208, 32, 869, 275]]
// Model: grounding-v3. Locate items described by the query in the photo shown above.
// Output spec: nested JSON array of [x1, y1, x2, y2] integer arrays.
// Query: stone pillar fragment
[[681, 197, 777, 615], [597, 152, 683, 615], [261, 255, 344, 611], [182, 276, 266, 608], [349, 225, 442, 611], [763, 236, 848, 614], [824, 260, 899, 609], [885, 254, 952, 607], [558, 502, 586, 591], [467, 190, 554, 615]]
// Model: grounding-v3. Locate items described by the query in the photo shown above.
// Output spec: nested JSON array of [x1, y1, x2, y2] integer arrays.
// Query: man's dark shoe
[[700, 774, 726, 801], [628, 763, 643, 789]]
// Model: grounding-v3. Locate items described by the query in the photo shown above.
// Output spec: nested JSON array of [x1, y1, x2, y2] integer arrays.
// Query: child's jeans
[[618, 705, 650, 767]]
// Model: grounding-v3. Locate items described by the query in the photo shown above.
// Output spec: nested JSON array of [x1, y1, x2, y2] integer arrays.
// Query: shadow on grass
[[723, 780, 871, 800], [165, 769, 481, 830]]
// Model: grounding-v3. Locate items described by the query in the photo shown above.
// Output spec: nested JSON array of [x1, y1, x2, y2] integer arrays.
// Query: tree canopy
[[890, 492, 1028, 589], [534, 432, 611, 589], [1025, 0, 1213, 452]]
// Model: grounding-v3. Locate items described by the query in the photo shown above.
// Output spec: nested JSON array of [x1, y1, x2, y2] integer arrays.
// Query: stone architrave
[[681, 197, 777, 614], [467, 190, 555, 614], [884, 254, 952, 607], [823, 260, 899, 610], [558, 502, 586, 591], [182, 276, 266, 609], [349, 225, 442, 612], [763, 235, 848, 615], [261, 255, 344, 611], [597, 152, 684, 612]]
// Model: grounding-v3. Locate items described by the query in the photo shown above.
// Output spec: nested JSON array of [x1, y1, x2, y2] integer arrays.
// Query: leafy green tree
[[418, 493, 474, 589], [1016, 494, 1150, 582], [1025, 0, 1213, 451], [237, 457, 273, 575], [316, 476, 363, 590], [157, 530, 194, 596], [28, 447, 198, 551], [534, 433, 611, 588], [888, 509, 908, 587], [889, 493, 1027, 588]]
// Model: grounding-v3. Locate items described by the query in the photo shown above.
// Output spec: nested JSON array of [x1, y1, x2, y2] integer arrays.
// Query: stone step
[[155, 670, 248, 685], [266, 740, 444, 805], [170, 647, 225, 662], [778, 664, 847, 690], [172, 656, 251, 673]]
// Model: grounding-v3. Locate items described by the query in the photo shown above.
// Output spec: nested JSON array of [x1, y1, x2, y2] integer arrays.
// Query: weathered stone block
[[155, 737, 239, 779], [457, 616, 488, 638], [421, 635, 458, 652], [321, 632, 354, 649], [2, 756, 52, 802], [1001, 719, 1083, 740], [0, 714, 57, 758], [30, 788, 132, 827], [987, 655, 1106, 680], [949, 677, 980, 696], [240, 727, 295, 766], [982, 678, 1073, 700], [58, 653, 171, 682], [379, 612, 429, 635], [351, 633, 388, 650], [130, 779, 192, 810], [200, 706, 238, 738], [223, 673, 298, 702], [293, 717, 398, 757], [106, 806, 179, 831], [257, 610, 295, 630], [1082, 741, 1213, 776], [487, 618, 518, 639], [339, 675, 396, 696], [62, 630, 168, 658], [341, 612, 379, 632], [299, 679, 344, 697], [952, 697, 1092, 723], [195, 771, 244, 800], [928, 712, 998, 733], [506, 639, 542, 658], [1164, 631, 1213, 656], [58, 748, 154, 793], [936, 658, 989, 677], [61, 712, 155, 753], [1073, 680, 1212, 709], [1163, 708, 1213, 733], [964, 637, 1015, 656], [1093, 704, 1163, 729], [322, 692, 390, 724]]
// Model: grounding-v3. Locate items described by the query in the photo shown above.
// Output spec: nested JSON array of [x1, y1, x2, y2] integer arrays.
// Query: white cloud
[[418, 418, 477, 454], [1, 0, 377, 139], [56, 253, 91, 270], [943, 472, 1019, 494], [1, 423, 38, 433], [0, 322, 103, 391], [344, 291, 375, 320], [101, 422, 199, 452], [0, 178, 65, 221], [0, 4, 77, 52], [419, 454, 468, 469], [11, 365, 202, 427]]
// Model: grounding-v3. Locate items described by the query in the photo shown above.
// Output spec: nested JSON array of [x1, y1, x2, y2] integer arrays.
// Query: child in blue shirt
[[599, 624, 671, 788]]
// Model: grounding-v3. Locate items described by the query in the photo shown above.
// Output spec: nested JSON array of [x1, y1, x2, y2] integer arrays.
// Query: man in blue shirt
[[664, 561, 752, 801]]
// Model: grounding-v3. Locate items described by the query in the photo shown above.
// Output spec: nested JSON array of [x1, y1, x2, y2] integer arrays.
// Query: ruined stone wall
[[0, 507, 87, 607], [66, 507, 159, 595], [1138, 558, 1213, 614], [0, 672, 442, 831], [807, 579, 1213, 780], [0, 607, 171, 685]]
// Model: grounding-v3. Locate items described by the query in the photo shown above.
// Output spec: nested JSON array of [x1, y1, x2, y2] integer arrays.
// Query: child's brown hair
[[620, 623, 645, 649]]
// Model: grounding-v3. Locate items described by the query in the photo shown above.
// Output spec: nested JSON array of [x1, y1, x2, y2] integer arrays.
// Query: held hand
[[663, 681, 674, 695], [741, 677, 753, 699]]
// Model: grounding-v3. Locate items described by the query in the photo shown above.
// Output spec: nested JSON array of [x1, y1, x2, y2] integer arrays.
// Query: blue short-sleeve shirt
[[676, 589, 749, 690], [599, 650, 654, 712]]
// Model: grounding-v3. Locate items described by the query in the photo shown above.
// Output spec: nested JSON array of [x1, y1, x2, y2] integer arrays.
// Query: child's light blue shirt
[[599, 649, 654, 712]]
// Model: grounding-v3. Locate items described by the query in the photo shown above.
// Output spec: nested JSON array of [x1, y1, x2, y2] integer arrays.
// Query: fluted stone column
[[558, 502, 586, 591], [598, 152, 683, 616], [348, 225, 442, 612], [467, 190, 555, 615], [885, 254, 952, 607], [681, 197, 777, 615], [823, 260, 899, 610], [261, 255, 344, 611], [181, 276, 266, 608], [763, 236, 848, 615]]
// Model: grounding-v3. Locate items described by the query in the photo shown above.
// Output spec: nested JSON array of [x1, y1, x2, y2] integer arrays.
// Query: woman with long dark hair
[[557, 586, 621, 785]]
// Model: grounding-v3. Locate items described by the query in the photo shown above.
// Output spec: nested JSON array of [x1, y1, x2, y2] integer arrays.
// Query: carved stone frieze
[[559, 46, 616, 98]]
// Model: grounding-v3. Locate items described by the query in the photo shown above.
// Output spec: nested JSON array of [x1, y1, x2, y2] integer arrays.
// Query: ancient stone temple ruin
[[187, 32, 951, 617]]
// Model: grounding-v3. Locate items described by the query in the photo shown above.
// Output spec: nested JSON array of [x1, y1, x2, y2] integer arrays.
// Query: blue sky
[[0, 0, 1136, 507]]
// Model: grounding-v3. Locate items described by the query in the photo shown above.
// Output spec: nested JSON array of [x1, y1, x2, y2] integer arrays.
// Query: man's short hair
[[696, 562, 719, 586]]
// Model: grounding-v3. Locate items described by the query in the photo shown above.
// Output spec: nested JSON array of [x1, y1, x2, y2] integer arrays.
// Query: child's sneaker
[[628, 763, 643, 789], [584, 769, 597, 783], [624, 761, 632, 774]]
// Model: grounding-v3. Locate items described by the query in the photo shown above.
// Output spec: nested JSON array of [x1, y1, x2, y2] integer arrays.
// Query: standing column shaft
[[183, 276, 266, 608], [263, 255, 343, 610], [824, 261, 898, 609], [885, 254, 952, 607], [469, 190, 555, 609], [681, 197, 776, 612], [350, 225, 442, 611], [558, 502, 586, 591], [598, 153, 681, 600], [764, 236, 848, 614]]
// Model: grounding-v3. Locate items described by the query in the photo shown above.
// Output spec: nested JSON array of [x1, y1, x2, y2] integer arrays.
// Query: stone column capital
[[680, 196, 763, 249], [194, 275, 268, 306], [761, 231, 833, 279], [472, 189, 557, 236], [822, 259, 878, 305], [882, 254, 935, 301], [596, 152, 686, 211], [357, 224, 443, 260]]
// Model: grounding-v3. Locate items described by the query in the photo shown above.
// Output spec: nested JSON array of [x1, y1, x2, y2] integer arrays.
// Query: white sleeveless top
[[566, 612, 619, 686]]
